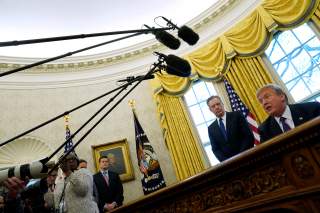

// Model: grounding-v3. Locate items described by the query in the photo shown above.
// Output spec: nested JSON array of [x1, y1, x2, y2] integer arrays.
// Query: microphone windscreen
[[166, 55, 191, 77], [178, 26, 199, 45], [155, 31, 180, 50]]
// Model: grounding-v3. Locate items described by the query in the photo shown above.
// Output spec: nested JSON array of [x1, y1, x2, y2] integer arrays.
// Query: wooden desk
[[113, 117, 320, 213]]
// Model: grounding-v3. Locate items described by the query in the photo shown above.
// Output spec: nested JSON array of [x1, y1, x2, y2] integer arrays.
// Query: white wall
[[0, 78, 177, 203]]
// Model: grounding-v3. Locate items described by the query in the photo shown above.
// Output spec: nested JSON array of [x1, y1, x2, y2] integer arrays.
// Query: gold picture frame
[[92, 139, 135, 182]]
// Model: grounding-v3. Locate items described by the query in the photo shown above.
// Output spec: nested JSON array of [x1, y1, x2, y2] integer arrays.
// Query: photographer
[[45, 152, 98, 213]]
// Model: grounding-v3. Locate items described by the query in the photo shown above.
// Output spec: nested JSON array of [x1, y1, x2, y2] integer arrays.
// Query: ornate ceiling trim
[[0, 0, 262, 89], [0, 0, 248, 73]]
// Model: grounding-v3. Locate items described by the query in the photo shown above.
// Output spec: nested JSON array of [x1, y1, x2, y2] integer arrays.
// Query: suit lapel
[[289, 105, 305, 126], [225, 112, 231, 138], [270, 117, 283, 136]]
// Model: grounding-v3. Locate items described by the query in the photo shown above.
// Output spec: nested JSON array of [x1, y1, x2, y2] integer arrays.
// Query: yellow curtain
[[150, 0, 319, 95], [225, 57, 273, 123], [154, 93, 205, 180], [311, 0, 320, 27], [149, 0, 320, 180]]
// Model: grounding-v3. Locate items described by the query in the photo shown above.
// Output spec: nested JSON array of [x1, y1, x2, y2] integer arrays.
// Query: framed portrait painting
[[92, 139, 135, 182]]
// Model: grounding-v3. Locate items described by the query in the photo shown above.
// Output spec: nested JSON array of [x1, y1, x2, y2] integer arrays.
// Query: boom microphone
[[0, 158, 52, 183], [144, 25, 180, 50], [161, 17, 199, 45], [155, 52, 191, 77]]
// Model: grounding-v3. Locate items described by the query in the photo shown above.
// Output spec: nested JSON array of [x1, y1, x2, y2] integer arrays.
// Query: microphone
[[0, 158, 52, 183], [161, 17, 199, 45], [117, 74, 155, 82], [144, 25, 180, 50], [155, 52, 191, 77]]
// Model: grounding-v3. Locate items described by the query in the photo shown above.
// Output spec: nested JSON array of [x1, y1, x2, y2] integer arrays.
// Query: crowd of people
[[0, 83, 319, 213], [0, 154, 123, 213]]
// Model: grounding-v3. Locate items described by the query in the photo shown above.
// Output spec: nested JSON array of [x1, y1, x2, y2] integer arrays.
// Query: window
[[265, 23, 320, 102], [184, 80, 220, 166]]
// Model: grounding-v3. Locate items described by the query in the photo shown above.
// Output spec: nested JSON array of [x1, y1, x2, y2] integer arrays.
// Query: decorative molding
[[291, 154, 315, 179], [149, 164, 289, 213], [0, 136, 53, 168], [0, 0, 260, 75]]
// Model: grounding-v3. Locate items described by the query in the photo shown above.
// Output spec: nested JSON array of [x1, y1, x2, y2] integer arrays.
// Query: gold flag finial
[[128, 99, 136, 109], [64, 115, 70, 128], [64, 114, 70, 122]]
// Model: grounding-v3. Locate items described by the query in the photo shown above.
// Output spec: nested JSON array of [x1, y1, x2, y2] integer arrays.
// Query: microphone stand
[[0, 27, 173, 47], [47, 61, 161, 173], [0, 27, 174, 78], [0, 32, 141, 78]]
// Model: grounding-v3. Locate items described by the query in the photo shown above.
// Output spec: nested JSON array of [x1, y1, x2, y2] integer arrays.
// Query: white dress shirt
[[275, 105, 295, 132]]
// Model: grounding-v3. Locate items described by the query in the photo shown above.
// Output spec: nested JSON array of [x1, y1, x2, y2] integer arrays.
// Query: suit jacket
[[208, 111, 254, 162], [93, 171, 124, 213], [258, 102, 320, 142]]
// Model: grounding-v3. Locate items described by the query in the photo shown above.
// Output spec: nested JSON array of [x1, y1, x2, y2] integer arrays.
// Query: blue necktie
[[219, 118, 228, 141], [280, 117, 291, 132]]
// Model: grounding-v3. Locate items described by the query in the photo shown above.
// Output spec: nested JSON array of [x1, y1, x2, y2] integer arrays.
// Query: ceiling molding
[[0, 0, 262, 89]]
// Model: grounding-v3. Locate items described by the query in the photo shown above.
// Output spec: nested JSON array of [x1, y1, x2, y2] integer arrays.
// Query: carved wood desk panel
[[113, 117, 320, 213]]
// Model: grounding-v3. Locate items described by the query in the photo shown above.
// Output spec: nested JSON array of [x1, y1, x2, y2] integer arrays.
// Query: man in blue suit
[[257, 84, 320, 142], [93, 156, 124, 213], [207, 96, 254, 162]]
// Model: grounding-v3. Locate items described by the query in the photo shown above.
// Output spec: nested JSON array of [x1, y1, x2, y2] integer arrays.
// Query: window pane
[[205, 82, 216, 95], [293, 24, 314, 43], [189, 105, 205, 125], [302, 67, 320, 93], [291, 49, 312, 74], [266, 40, 285, 63], [265, 23, 320, 102], [193, 82, 210, 102], [274, 57, 299, 83], [204, 145, 219, 166], [197, 123, 210, 143], [305, 37, 320, 57], [200, 101, 215, 122], [286, 78, 311, 102], [278, 30, 300, 54], [184, 89, 197, 106]]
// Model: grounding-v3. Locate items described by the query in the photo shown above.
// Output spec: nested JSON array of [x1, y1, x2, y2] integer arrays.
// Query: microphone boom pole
[[0, 32, 145, 78], [0, 27, 173, 47]]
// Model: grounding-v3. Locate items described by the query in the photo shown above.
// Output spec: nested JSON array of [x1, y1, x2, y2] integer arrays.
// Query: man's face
[[47, 170, 58, 185], [257, 87, 286, 117], [208, 97, 225, 118], [99, 158, 109, 170], [66, 158, 78, 171], [78, 162, 87, 169]]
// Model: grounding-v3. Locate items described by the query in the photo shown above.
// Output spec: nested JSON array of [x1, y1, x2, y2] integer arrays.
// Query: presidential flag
[[224, 79, 260, 145], [133, 110, 166, 195]]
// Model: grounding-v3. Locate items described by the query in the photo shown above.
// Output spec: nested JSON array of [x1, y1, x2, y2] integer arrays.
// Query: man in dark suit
[[257, 84, 320, 142], [207, 95, 254, 162], [93, 156, 124, 213]]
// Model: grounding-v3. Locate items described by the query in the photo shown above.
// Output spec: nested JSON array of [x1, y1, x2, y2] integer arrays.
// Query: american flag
[[224, 79, 260, 145], [64, 116, 74, 153]]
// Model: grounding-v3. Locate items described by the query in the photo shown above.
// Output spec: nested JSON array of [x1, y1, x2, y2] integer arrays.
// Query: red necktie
[[103, 171, 109, 186]]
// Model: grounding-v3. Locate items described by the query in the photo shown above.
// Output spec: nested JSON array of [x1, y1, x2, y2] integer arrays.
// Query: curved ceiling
[[0, 0, 216, 58]]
